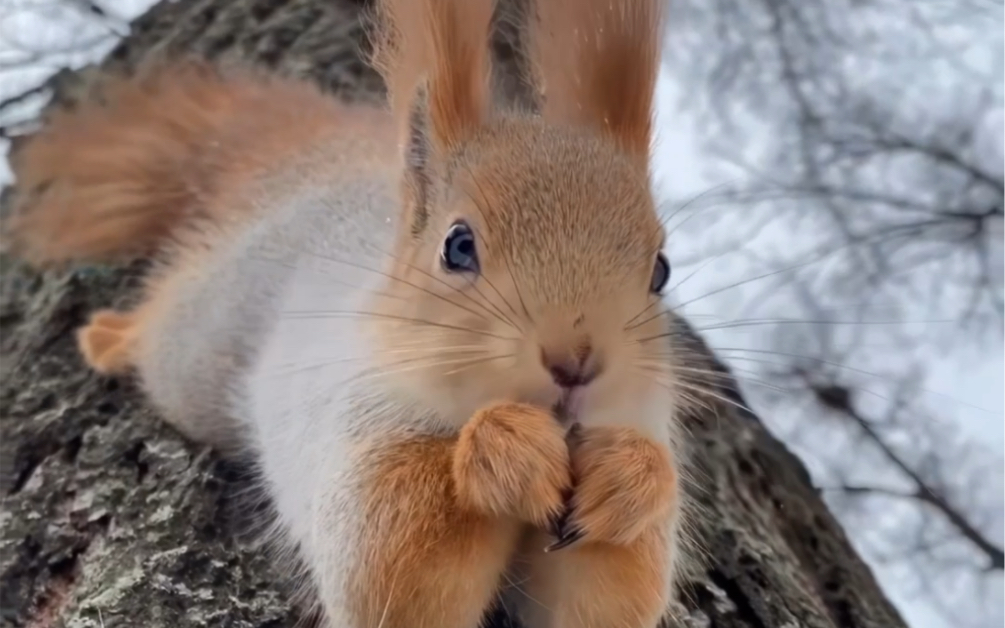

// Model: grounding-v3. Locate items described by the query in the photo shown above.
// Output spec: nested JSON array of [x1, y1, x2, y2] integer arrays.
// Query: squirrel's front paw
[[454, 402, 571, 526], [550, 426, 677, 549]]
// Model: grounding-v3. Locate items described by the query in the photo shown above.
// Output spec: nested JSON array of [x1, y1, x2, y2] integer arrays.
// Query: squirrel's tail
[[6, 61, 335, 266]]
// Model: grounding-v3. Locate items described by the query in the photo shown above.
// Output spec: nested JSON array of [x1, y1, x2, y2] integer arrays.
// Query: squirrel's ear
[[373, 0, 493, 235], [401, 86, 434, 236], [526, 0, 665, 171], [373, 0, 494, 153]]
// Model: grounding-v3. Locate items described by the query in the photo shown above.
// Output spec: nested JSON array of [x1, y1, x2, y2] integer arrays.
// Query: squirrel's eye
[[651, 253, 670, 294], [441, 221, 479, 274]]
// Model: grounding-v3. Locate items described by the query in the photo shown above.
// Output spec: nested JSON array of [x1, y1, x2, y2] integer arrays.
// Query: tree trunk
[[0, 1, 909, 627]]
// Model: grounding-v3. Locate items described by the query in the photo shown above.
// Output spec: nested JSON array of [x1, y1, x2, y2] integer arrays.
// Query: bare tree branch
[[810, 381, 1004, 571]]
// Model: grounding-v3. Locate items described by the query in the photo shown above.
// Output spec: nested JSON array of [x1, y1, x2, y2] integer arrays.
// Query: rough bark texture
[[0, 1, 909, 627]]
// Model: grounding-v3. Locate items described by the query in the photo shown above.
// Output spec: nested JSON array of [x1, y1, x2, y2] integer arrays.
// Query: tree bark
[[0, 1, 909, 627]]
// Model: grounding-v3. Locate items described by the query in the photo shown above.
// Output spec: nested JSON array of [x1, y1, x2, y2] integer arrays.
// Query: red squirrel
[[8, 0, 692, 626]]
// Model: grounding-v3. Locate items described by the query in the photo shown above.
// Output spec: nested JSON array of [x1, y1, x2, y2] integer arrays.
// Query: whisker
[[665, 241, 742, 295], [500, 571, 553, 613], [675, 368, 798, 399], [280, 310, 518, 341], [670, 248, 844, 313], [270, 356, 369, 378], [661, 376, 757, 417], [658, 180, 737, 238], [474, 270, 527, 332], [288, 350, 502, 387], [267, 343, 491, 377], [353, 353, 516, 382], [639, 344, 939, 414], [629, 329, 685, 345], [714, 348, 998, 415], [246, 253, 407, 302], [270, 350, 449, 379], [627, 241, 859, 334], [290, 248, 502, 328], [441, 353, 516, 376], [628, 312, 954, 347], [461, 164, 533, 320], [375, 566, 398, 628], [667, 220, 953, 316], [647, 364, 735, 381], [696, 318, 954, 333], [634, 362, 770, 401], [367, 245, 524, 333], [622, 297, 663, 331], [631, 366, 715, 414]]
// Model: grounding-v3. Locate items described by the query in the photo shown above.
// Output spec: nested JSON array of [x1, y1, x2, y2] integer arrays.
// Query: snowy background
[[1, 1, 1002, 627]]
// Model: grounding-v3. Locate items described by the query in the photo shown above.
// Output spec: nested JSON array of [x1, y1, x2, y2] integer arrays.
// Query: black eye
[[651, 253, 670, 294], [441, 221, 480, 273]]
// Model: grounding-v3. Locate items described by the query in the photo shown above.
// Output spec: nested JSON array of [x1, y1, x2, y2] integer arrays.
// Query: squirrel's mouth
[[553, 387, 586, 424]]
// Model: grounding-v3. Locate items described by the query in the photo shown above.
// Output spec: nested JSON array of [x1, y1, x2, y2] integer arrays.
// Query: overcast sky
[[652, 67, 1004, 627]]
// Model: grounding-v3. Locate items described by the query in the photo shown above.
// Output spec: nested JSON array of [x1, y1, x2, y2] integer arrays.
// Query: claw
[[548, 486, 576, 538], [545, 527, 584, 552], [565, 421, 584, 445]]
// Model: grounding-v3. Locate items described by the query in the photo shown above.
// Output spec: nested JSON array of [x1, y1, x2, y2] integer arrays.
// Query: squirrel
[[6, 0, 695, 626]]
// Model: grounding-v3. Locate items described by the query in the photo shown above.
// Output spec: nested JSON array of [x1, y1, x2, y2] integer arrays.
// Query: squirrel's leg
[[515, 528, 671, 628], [76, 309, 142, 375], [515, 426, 679, 628], [344, 402, 572, 628]]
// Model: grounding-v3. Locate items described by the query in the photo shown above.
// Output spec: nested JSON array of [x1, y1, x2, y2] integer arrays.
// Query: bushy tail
[[5, 61, 338, 266]]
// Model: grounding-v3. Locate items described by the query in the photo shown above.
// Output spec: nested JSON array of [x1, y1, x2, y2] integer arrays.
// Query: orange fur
[[353, 401, 572, 627], [518, 526, 670, 628], [551, 529, 670, 628], [76, 309, 141, 375], [510, 427, 676, 627], [371, 0, 493, 149], [565, 426, 677, 545], [8, 0, 687, 624], [454, 402, 572, 526], [526, 0, 665, 168], [5, 61, 356, 266]]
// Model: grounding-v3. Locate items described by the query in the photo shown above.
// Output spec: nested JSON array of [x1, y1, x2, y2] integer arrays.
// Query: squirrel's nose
[[540, 345, 599, 388]]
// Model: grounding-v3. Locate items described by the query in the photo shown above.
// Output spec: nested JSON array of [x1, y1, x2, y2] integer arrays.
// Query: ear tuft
[[526, 0, 665, 169], [403, 86, 434, 236], [423, 0, 494, 149], [372, 0, 494, 153]]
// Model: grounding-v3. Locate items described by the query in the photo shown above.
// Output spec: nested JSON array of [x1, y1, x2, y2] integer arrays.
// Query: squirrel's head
[[370, 0, 684, 433]]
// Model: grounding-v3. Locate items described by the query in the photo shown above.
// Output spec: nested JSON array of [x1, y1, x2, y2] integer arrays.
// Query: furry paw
[[454, 402, 572, 526], [550, 426, 676, 548], [77, 309, 137, 375]]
